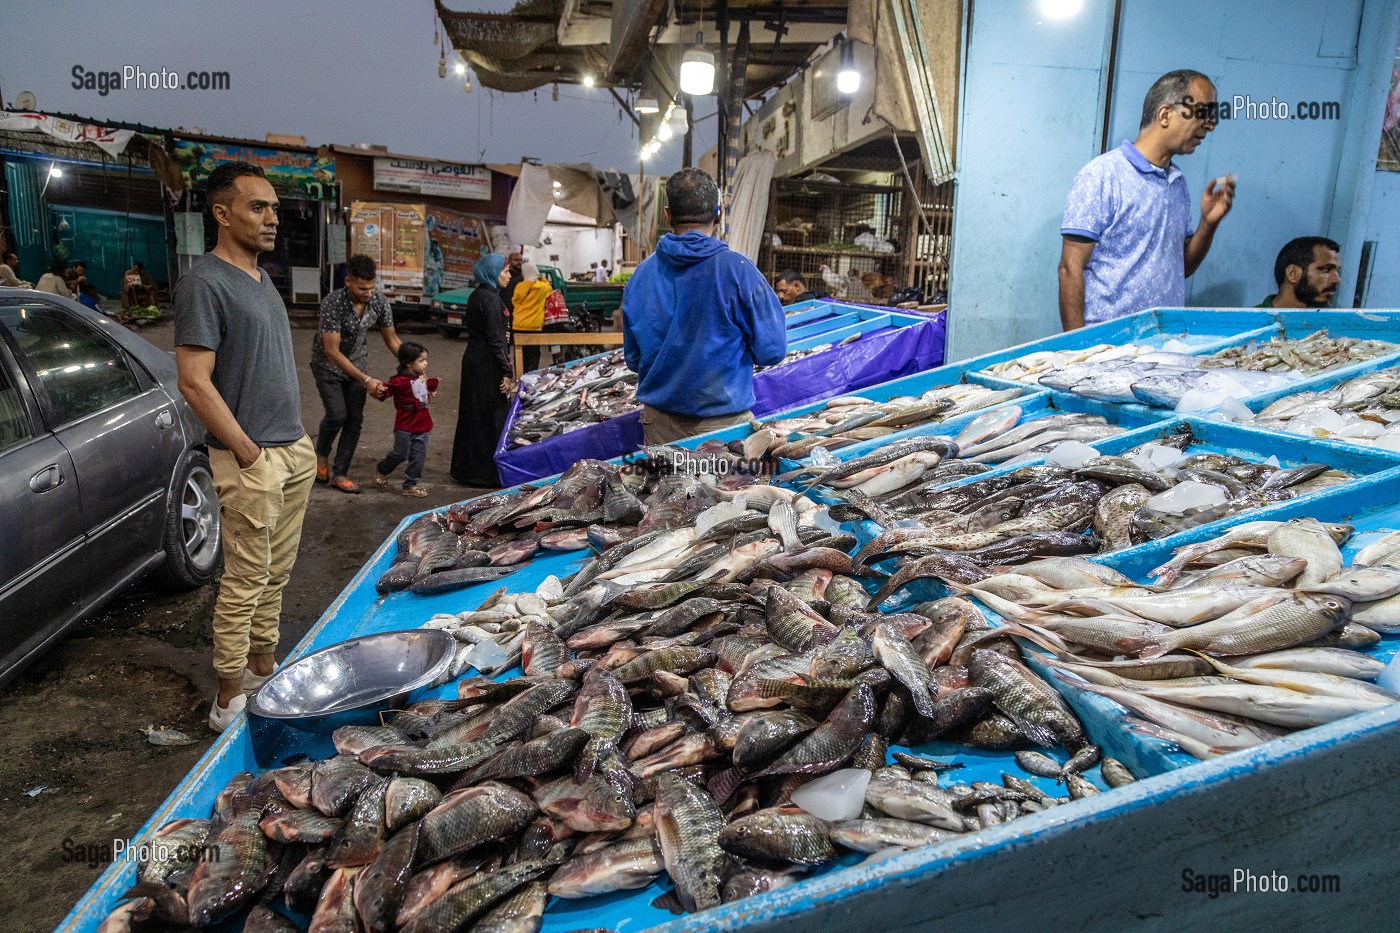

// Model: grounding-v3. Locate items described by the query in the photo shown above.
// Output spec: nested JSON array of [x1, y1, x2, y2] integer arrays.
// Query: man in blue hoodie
[[623, 168, 786, 445]]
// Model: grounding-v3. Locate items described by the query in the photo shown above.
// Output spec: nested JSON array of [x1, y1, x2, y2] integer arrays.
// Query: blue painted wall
[[948, 0, 1400, 360], [946, 0, 1114, 358], [1367, 171, 1400, 304]]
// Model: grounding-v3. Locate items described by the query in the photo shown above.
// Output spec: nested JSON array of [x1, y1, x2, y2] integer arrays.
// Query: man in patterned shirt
[[1058, 69, 1236, 330], [311, 253, 401, 492]]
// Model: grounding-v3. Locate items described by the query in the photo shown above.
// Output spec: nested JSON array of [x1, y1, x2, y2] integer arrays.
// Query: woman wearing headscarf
[[450, 253, 513, 486], [511, 260, 552, 373]]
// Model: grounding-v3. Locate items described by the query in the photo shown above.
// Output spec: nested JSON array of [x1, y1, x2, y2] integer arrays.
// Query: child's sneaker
[[373, 473, 389, 489], [402, 486, 428, 498]]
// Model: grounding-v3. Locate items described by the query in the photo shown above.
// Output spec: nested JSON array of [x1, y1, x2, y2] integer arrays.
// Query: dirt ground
[[0, 316, 497, 931]]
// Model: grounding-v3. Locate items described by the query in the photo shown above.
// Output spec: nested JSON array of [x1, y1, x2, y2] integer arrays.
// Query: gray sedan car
[[0, 288, 220, 685]]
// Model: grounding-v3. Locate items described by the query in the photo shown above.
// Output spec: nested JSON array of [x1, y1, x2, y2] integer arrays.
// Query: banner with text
[[373, 157, 492, 200]]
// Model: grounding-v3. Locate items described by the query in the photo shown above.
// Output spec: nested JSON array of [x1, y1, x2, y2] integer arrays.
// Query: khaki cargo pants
[[640, 405, 753, 445], [209, 436, 316, 679]]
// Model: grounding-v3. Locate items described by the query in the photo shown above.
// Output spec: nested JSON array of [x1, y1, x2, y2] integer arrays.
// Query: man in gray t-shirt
[[173, 161, 316, 733]]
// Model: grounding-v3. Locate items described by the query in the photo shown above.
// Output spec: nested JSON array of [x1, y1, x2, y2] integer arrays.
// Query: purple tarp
[[493, 313, 946, 486]]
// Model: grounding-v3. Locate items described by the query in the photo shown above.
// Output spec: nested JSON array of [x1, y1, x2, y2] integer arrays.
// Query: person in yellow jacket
[[512, 260, 552, 373]]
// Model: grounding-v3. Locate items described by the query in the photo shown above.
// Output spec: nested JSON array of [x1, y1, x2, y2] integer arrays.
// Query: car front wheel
[[153, 450, 222, 590]]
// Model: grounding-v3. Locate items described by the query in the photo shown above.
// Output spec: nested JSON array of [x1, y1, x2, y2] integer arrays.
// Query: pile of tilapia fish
[[961, 518, 1400, 759], [1249, 366, 1400, 450], [782, 423, 1351, 592], [509, 351, 640, 447], [508, 333, 873, 447], [99, 473, 1132, 932], [979, 331, 1397, 410], [735, 384, 1024, 462], [375, 456, 763, 597]]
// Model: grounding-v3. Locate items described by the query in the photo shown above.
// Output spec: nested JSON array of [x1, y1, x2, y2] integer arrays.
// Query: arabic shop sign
[[173, 139, 336, 200], [373, 157, 492, 201]]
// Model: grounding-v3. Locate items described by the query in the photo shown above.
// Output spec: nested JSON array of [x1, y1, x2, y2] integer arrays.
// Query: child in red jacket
[[374, 342, 438, 497]]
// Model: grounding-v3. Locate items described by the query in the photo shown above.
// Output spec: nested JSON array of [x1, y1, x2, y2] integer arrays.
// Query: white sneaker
[[208, 692, 247, 732], [242, 668, 273, 694]]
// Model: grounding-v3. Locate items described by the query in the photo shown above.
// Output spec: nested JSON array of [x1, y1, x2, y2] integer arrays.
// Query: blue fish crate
[[62, 456, 1400, 932], [1023, 473, 1400, 782], [669, 307, 1277, 458], [63, 312, 1400, 933], [850, 415, 1400, 580], [859, 416, 1400, 775], [790, 390, 1169, 495], [1238, 354, 1400, 453], [494, 304, 946, 486], [989, 308, 1400, 414], [962, 308, 1278, 392]]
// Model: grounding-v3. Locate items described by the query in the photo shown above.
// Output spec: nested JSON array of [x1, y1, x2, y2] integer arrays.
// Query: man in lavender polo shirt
[[1058, 69, 1236, 330]]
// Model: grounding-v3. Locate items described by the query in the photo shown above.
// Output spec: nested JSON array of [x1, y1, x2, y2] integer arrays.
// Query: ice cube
[[809, 446, 839, 467], [465, 638, 510, 673], [1339, 420, 1384, 439], [1126, 443, 1183, 472], [1376, 434, 1400, 453], [1160, 338, 1193, 352], [1264, 455, 1281, 468], [1175, 387, 1229, 412], [1379, 655, 1400, 695], [1217, 397, 1254, 422], [1046, 440, 1100, 468], [813, 508, 846, 534], [1145, 480, 1228, 515], [695, 497, 748, 538], [1291, 408, 1347, 436], [790, 768, 872, 821]]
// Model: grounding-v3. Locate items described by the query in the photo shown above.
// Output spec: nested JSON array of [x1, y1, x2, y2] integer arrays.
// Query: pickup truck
[[432, 264, 625, 338]]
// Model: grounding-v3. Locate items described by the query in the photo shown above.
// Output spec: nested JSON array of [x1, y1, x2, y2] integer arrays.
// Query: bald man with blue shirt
[[1058, 69, 1236, 330]]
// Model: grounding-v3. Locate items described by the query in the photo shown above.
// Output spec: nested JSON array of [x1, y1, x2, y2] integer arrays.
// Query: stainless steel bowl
[[245, 630, 454, 763]]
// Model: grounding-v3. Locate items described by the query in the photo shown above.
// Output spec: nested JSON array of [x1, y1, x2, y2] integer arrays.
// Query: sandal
[[402, 486, 428, 498], [315, 465, 329, 484], [373, 473, 389, 489], [331, 477, 361, 494]]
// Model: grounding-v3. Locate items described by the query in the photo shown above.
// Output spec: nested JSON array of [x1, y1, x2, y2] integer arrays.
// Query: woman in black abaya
[[450, 252, 513, 486]]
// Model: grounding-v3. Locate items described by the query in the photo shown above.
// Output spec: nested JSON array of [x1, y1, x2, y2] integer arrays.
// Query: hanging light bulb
[[657, 121, 673, 142], [635, 96, 660, 114], [552, 82, 560, 102], [464, 72, 473, 93], [454, 60, 466, 76], [669, 105, 689, 135], [679, 33, 715, 96], [438, 49, 447, 79], [640, 146, 653, 161], [583, 74, 595, 88], [836, 38, 860, 95]]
